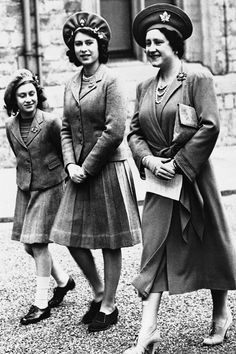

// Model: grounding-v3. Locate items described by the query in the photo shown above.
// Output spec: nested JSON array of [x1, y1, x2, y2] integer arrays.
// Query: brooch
[[31, 126, 38, 133], [177, 72, 187, 81]]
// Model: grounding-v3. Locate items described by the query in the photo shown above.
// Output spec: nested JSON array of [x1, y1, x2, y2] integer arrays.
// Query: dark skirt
[[50, 160, 141, 249], [12, 182, 64, 244]]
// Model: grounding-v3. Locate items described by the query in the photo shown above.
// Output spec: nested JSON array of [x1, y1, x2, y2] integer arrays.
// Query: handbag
[[172, 103, 199, 144], [172, 73, 200, 145]]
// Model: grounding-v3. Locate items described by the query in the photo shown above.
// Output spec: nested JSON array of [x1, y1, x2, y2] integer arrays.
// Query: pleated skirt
[[50, 160, 141, 249], [12, 182, 64, 244]]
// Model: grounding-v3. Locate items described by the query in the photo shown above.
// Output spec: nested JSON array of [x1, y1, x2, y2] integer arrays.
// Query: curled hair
[[4, 69, 48, 116], [159, 28, 185, 59], [66, 28, 109, 67]]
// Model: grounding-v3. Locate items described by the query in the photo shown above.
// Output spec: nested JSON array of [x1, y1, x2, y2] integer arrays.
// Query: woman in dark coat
[[124, 3, 236, 353], [50, 12, 141, 332], [4, 69, 74, 326]]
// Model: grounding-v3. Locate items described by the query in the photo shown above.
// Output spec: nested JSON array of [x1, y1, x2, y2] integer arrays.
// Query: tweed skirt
[[50, 160, 141, 249], [12, 182, 64, 244]]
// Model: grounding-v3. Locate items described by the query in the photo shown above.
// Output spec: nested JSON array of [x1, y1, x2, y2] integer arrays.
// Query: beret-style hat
[[63, 11, 111, 48], [133, 3, 193, 48], [4, 69, 36, 110]]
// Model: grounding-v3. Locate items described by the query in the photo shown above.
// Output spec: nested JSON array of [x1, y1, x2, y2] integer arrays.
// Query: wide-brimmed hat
[[133, 3, 193, 48], [63, 11, 111, 48]]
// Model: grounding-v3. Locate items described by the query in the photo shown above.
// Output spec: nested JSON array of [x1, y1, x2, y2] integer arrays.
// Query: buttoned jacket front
[[62, 64, 127, 176], [6, 109, 66, 191]]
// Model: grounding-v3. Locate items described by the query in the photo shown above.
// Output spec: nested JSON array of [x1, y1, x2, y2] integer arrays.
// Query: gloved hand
[[142, 155, 176, 180]]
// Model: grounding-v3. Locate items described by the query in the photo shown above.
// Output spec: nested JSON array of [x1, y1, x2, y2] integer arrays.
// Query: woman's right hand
[[67, 163, 88, 183], [142, 155, 175, 180]]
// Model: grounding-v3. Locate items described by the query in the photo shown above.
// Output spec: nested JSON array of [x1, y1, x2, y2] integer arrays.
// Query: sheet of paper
[[145, 168, 183, 201]]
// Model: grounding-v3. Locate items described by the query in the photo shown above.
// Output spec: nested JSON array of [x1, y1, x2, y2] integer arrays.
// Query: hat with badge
[[63, 11, 111, 48], [133, 3, 193, 48]]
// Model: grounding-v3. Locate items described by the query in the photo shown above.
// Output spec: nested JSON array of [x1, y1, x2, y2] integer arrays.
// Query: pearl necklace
[[155, 81, 169, 104]]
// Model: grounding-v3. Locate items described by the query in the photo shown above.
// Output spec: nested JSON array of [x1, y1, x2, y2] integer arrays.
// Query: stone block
[[224, 94, 234, 109]]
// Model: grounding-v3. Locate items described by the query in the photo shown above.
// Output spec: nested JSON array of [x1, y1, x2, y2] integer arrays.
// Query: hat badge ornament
[[79, 18, 86, 27], [94, 27, 104, 39], [160, 11, 171, 23]]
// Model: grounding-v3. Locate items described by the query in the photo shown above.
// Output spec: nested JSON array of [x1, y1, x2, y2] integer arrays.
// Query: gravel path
[[1, 196, 236, 354]]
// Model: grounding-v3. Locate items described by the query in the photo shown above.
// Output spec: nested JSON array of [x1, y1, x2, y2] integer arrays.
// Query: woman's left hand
[[67, 164, 88, 183], [155, 160, 176, 180]]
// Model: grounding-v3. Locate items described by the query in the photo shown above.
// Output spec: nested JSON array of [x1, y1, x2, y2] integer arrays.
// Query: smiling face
[[15, 82, 38, 118], [74, 31, 100, 72], [145, 28, 175, 69]]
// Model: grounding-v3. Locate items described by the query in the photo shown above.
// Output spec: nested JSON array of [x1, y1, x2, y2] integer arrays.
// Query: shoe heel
[[147, 341, 159, 354], [224, 329, 229, 340]]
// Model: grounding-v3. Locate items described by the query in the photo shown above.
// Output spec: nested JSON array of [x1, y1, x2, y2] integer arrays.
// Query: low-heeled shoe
[[48, 276, 75, 308], [81, 300, 102, 324], [20, 305, 51, 325], [88, 307, 119, 332]]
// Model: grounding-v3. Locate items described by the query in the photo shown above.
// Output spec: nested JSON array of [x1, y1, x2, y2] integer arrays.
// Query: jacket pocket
[[48, 157, 61, 170]]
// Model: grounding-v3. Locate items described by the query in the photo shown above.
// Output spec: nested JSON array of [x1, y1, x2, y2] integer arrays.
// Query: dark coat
[[128, 63, 236, 296], [61, 64, 127, 176], [6, 109, 66, 191]]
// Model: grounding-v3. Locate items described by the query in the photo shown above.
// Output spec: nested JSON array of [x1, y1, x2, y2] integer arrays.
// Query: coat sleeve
[[5, 120, 16, 157], [174, 69, 220, 182], [128, 81, 153, 176], [49, 116, 64, 162], [61, 84, 77, 169], [82, 75, 126, 175]]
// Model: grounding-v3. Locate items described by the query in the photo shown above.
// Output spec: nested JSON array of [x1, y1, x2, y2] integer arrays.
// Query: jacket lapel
[[10, 114, 25, 147], [26, 109, 43, 146], [71, 64, 104, 103]]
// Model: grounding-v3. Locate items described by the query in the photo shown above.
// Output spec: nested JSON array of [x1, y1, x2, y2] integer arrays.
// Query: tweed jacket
[[6, 109, 66, 191], [61, 64, 127, 176]]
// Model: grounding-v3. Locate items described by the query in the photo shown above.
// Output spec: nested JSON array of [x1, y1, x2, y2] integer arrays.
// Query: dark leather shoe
[[88, 307, 119, 332], [20, 305, 51, 325], [81, 300, 102, 324], [48, 276, 75, 308]]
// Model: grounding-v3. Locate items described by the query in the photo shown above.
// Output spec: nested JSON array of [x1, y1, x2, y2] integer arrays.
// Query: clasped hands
[[67, 163, 88, 184], [142, 155, 176, 180]]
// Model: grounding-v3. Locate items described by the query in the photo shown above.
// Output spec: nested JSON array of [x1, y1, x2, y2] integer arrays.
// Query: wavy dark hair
[[158, 28, 185, 59], [66, 28, 109, 67], [4, 69, 48, 116]]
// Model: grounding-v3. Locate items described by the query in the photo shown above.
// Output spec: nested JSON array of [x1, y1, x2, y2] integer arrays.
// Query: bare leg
[[68, 247, 104, 301], [124, 292, 162, 353], [211, 290, 228, 321], [139, 292, 162, 338], [50, 256, 69, 287], [203, 290, 232, 346], [31, 243, 51, 277], [101, 248, 121, 314]]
